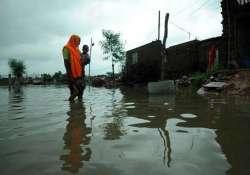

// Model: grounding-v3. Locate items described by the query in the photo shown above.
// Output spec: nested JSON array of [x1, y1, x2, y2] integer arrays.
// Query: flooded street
[[0, 85, 250, 175]]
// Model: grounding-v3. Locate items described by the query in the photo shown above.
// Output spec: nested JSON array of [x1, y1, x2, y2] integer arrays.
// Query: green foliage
[[191, 72, 209, 86], [41, 73, 52, 82], [190, 54, 224, 87], [53, 71, 62, 80], [106, 72, 121, 79], [100, 30, 125, 64], [106, 72, 113, 78], [191, 67, 221, 87], [8, 58, 26, 78]]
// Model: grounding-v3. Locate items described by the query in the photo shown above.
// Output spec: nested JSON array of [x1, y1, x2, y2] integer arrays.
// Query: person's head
[[82, 45, 89, 53], [67, 35, 81, 47]]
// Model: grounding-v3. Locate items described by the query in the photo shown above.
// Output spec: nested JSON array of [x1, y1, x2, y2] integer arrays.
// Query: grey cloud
[[0, 0, 91, 46], [0, 0, 223, 76]]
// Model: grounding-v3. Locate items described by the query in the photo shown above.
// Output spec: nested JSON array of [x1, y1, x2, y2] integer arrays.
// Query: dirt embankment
[[223, 69, 250, 96]]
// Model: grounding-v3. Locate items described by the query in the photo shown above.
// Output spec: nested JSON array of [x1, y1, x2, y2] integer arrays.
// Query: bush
[[8, 59, 26, 78]]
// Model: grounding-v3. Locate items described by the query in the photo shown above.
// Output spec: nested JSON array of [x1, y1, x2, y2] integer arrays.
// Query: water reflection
[[158, 128, 172, 167], [8, 87, 24, 108], [1, 86, 250, 175], [103, 89, 127, 140], [103, 117, 126, 140], [121, 88, 174, 166], [120, 87, 231, 173], [60, 101, 91, 173], [213, 96, 250, 175], [8, 87, 25, 120]]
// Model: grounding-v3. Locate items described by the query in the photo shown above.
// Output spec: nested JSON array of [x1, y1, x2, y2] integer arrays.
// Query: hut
[[124, 40, 162, 83]]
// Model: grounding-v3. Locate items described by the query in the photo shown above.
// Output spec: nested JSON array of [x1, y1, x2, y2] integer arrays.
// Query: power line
[[188, 0, 211, 16], [173, 0, 203, 17], [173, 0, 216, 18], [169, 20, 200, 40]]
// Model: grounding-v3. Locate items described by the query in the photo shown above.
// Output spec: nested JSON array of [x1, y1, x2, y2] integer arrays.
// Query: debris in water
[[125, 106, 136, 109], [124, 102, 135, 105], [147, 115, 156, 118], [180, 113, 197, 118]]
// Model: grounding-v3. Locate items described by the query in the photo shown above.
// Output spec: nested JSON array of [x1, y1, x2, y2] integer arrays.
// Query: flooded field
[[0, 85, 250, 175]]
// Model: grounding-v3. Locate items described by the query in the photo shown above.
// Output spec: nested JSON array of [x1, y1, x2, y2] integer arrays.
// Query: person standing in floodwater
[[78, 45, 91, 99], [62, 35, 83, 101]]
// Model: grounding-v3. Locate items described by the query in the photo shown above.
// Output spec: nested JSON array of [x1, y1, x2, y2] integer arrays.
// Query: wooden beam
[[163, 13, 169, 48], [161, 13, 170, 80]]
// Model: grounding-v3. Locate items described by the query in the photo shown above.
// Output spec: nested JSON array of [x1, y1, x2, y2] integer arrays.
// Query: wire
[[188, 0, 211, 16], [173, 0, 217, 19], [169, 20, 200, 40], [173, 0, 203, 17]]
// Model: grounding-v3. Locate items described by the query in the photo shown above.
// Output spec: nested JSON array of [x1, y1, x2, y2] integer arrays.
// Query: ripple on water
[[124, 102, 135, 105], [180, 113, 198, 119], [10, 117, 25, 121], [147, 115, 157, 118], [125, 106, 136, 109]]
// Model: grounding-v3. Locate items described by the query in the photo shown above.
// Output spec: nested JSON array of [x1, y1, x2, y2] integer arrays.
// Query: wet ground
[[0, 85, 250, 175]]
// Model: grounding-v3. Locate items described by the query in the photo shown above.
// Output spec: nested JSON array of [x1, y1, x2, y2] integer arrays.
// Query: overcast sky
[[0, 0, 223, 76]]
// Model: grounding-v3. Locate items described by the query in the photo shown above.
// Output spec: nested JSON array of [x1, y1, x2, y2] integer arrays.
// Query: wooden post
[[161, 13, 170, 80], [163, 13, 169, 48]]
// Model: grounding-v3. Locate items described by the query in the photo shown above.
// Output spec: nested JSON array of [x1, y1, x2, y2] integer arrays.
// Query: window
[[132, 52, 138, 64]]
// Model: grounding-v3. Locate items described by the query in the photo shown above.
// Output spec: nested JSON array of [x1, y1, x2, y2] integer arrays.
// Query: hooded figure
[[63, 35, 83, 101]]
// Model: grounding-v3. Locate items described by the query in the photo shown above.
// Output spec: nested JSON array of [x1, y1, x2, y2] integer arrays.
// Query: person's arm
[[63, 47, 72, 79]]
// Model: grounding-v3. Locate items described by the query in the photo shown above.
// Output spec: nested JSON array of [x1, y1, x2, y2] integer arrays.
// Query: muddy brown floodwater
[[0, 85, 250, 175]]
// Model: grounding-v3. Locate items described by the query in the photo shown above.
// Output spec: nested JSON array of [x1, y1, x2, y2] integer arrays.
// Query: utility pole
[[89, 37, 94, 83], [158, 10, 161, 40]]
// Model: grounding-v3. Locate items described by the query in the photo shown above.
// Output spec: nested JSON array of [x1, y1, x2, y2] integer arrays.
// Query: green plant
[[190, 71, 208, 86], [8, 58, 26, 78], [100, 30, 125, 80], [41, 73, 52, 82]]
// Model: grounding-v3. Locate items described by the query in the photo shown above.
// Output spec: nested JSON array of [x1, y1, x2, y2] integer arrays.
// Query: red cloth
[[208, 46, 216, 71]]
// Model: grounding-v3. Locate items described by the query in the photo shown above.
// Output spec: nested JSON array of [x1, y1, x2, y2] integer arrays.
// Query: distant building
[[164, 37, 222, 79], [124, 0, 250, 82], [124, 37, 221, 82], [124, 40, 162, 83]]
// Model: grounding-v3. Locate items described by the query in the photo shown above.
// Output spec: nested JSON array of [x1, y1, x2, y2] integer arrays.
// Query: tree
[[100, 30, 125, 80], [41, 73, 52, 82], [8, 58, 26, 78], [53, 71, 63, 82]]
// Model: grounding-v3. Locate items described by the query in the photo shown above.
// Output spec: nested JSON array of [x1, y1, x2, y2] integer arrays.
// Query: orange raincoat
[[63, 35, 82, 78]]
